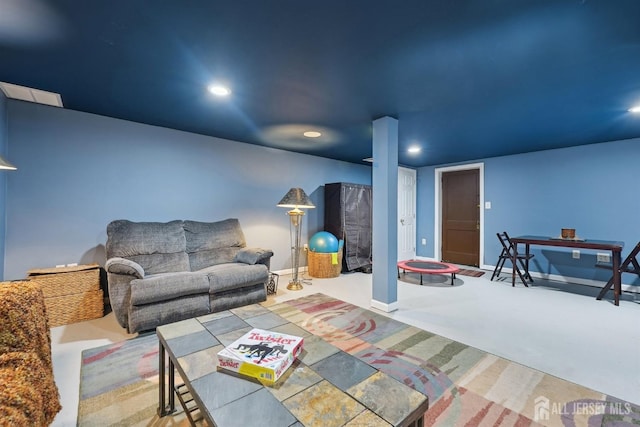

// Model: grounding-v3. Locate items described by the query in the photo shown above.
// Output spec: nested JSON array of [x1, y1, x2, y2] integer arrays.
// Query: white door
[[398, 167, 417, 261]]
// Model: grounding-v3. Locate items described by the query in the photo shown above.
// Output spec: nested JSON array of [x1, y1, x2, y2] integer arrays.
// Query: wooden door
[[441, 169, 479, 266]]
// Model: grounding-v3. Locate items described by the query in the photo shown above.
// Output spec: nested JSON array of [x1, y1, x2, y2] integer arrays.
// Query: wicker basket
[[27, 264, 103, 326], [43, 290, 104, 327], [308, 250, 343, 278], [27, 264, 100, 298]]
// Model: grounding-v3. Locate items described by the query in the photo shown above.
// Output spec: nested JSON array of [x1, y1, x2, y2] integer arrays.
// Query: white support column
[[371, 116, 398, 312]]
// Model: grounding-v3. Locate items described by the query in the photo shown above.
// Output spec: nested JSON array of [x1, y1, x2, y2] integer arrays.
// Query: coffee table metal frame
[[157, 307, 429, 427]]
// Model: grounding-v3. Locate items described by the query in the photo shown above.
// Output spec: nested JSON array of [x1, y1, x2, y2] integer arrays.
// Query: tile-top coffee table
[[157, 302, 429, 426]]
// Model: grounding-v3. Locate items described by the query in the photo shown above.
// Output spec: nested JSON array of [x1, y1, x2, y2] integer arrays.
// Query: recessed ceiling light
[[629, 105, 640, 113], [208, 85, 231, 97], [408, 145, 421, 154], [303, 131, 322, 138]]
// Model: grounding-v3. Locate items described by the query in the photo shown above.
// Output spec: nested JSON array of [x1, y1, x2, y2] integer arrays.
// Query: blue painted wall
[[416, 138, 640, 285], [3, 100, 371, 280], [4, 97, 639, 288], [0, 92, 7, 279]]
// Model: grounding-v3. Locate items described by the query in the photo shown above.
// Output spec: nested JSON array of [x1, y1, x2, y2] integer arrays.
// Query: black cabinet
[[324, 182, 372, 273]]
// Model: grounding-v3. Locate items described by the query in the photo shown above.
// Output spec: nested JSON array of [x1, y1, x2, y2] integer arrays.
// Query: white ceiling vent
[[0, 82, 63, 107]]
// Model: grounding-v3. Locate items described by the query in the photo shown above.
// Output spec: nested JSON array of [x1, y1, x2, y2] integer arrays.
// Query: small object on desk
[[561, 228, 576, 239]]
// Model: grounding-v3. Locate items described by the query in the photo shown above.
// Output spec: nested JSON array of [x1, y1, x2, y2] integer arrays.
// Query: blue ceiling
[[2, 1, 640, 167]]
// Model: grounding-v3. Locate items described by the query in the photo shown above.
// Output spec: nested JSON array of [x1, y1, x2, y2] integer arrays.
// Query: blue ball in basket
[[309, 231, 339, 253]]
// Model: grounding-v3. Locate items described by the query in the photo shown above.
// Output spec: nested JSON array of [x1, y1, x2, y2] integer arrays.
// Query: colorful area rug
[[78, 293, 638, 426]]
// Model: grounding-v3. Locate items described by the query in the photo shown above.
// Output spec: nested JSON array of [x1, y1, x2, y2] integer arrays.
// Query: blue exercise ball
[[309, 231, 339, 253]]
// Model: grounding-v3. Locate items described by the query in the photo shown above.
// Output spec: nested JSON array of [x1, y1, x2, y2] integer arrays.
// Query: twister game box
[[216, 328, 303, 385]]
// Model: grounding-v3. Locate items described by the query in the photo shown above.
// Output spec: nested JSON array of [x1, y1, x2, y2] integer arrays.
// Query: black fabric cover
[[324, 182, 372, 272]]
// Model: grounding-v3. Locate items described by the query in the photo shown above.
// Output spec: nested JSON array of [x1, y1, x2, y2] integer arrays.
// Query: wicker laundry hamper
[[27, 264, 103, 327], [308, 250, 343, 278]]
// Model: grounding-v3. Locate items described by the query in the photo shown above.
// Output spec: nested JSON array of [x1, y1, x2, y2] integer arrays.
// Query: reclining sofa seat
[[105, 218, 272, 333]]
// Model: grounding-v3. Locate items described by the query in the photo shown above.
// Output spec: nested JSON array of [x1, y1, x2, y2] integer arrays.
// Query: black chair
[[596, 240, 640, 302], [491, 232, 534, 286]]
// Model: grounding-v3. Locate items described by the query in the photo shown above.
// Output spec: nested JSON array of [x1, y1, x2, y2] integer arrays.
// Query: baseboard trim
[[480, 263, 639, 294], [414, 256, 638, 294], [370, 298, 398, 313], [279, 260, 638, 295]]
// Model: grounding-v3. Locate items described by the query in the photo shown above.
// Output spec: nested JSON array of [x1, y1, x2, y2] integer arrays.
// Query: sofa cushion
[[188, 248, 241, 272], [128, 294, 210, 333], [127, 252, 190, 276], [130, 272, 210, 306], [200, 263, 269, 293], [209, 283, 267, 312], [184, 219, 246, 270], [106, 220, 189, 274]]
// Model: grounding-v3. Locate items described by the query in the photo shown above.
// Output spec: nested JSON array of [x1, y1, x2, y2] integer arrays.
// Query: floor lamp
[[277, 188, 315, 290]]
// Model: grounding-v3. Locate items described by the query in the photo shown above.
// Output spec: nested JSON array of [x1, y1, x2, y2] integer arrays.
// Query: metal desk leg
[[511, 244, 517, 287], [525, 244, 531, 282], [613, 250, 621, 306]]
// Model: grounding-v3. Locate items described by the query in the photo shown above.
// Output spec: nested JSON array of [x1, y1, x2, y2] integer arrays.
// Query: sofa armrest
[[105, 258, 144, 331], [105, 257, 145, 279], [234, 247, 274, 266]]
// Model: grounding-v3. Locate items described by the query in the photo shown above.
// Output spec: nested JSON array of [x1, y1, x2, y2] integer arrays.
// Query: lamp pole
[[287, 208, 305, 290], [277, 187, 315, 291]]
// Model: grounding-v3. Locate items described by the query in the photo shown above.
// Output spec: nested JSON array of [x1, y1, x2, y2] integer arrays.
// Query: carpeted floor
[[78, 293, 639, 426]]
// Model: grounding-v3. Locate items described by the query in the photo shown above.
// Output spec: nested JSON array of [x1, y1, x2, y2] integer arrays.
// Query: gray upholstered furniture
[[105, 218, 273, 333]]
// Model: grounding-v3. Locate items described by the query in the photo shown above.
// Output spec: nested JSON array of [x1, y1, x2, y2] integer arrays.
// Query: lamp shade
[[277, 188, 315, 209], [0, 155, 16, 171]]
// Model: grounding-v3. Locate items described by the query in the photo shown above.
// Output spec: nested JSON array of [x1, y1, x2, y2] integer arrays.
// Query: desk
[[510, 235, 624, 305]]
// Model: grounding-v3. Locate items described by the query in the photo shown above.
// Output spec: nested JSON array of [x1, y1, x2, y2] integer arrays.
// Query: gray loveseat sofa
[[105, 218, 273, 333]]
